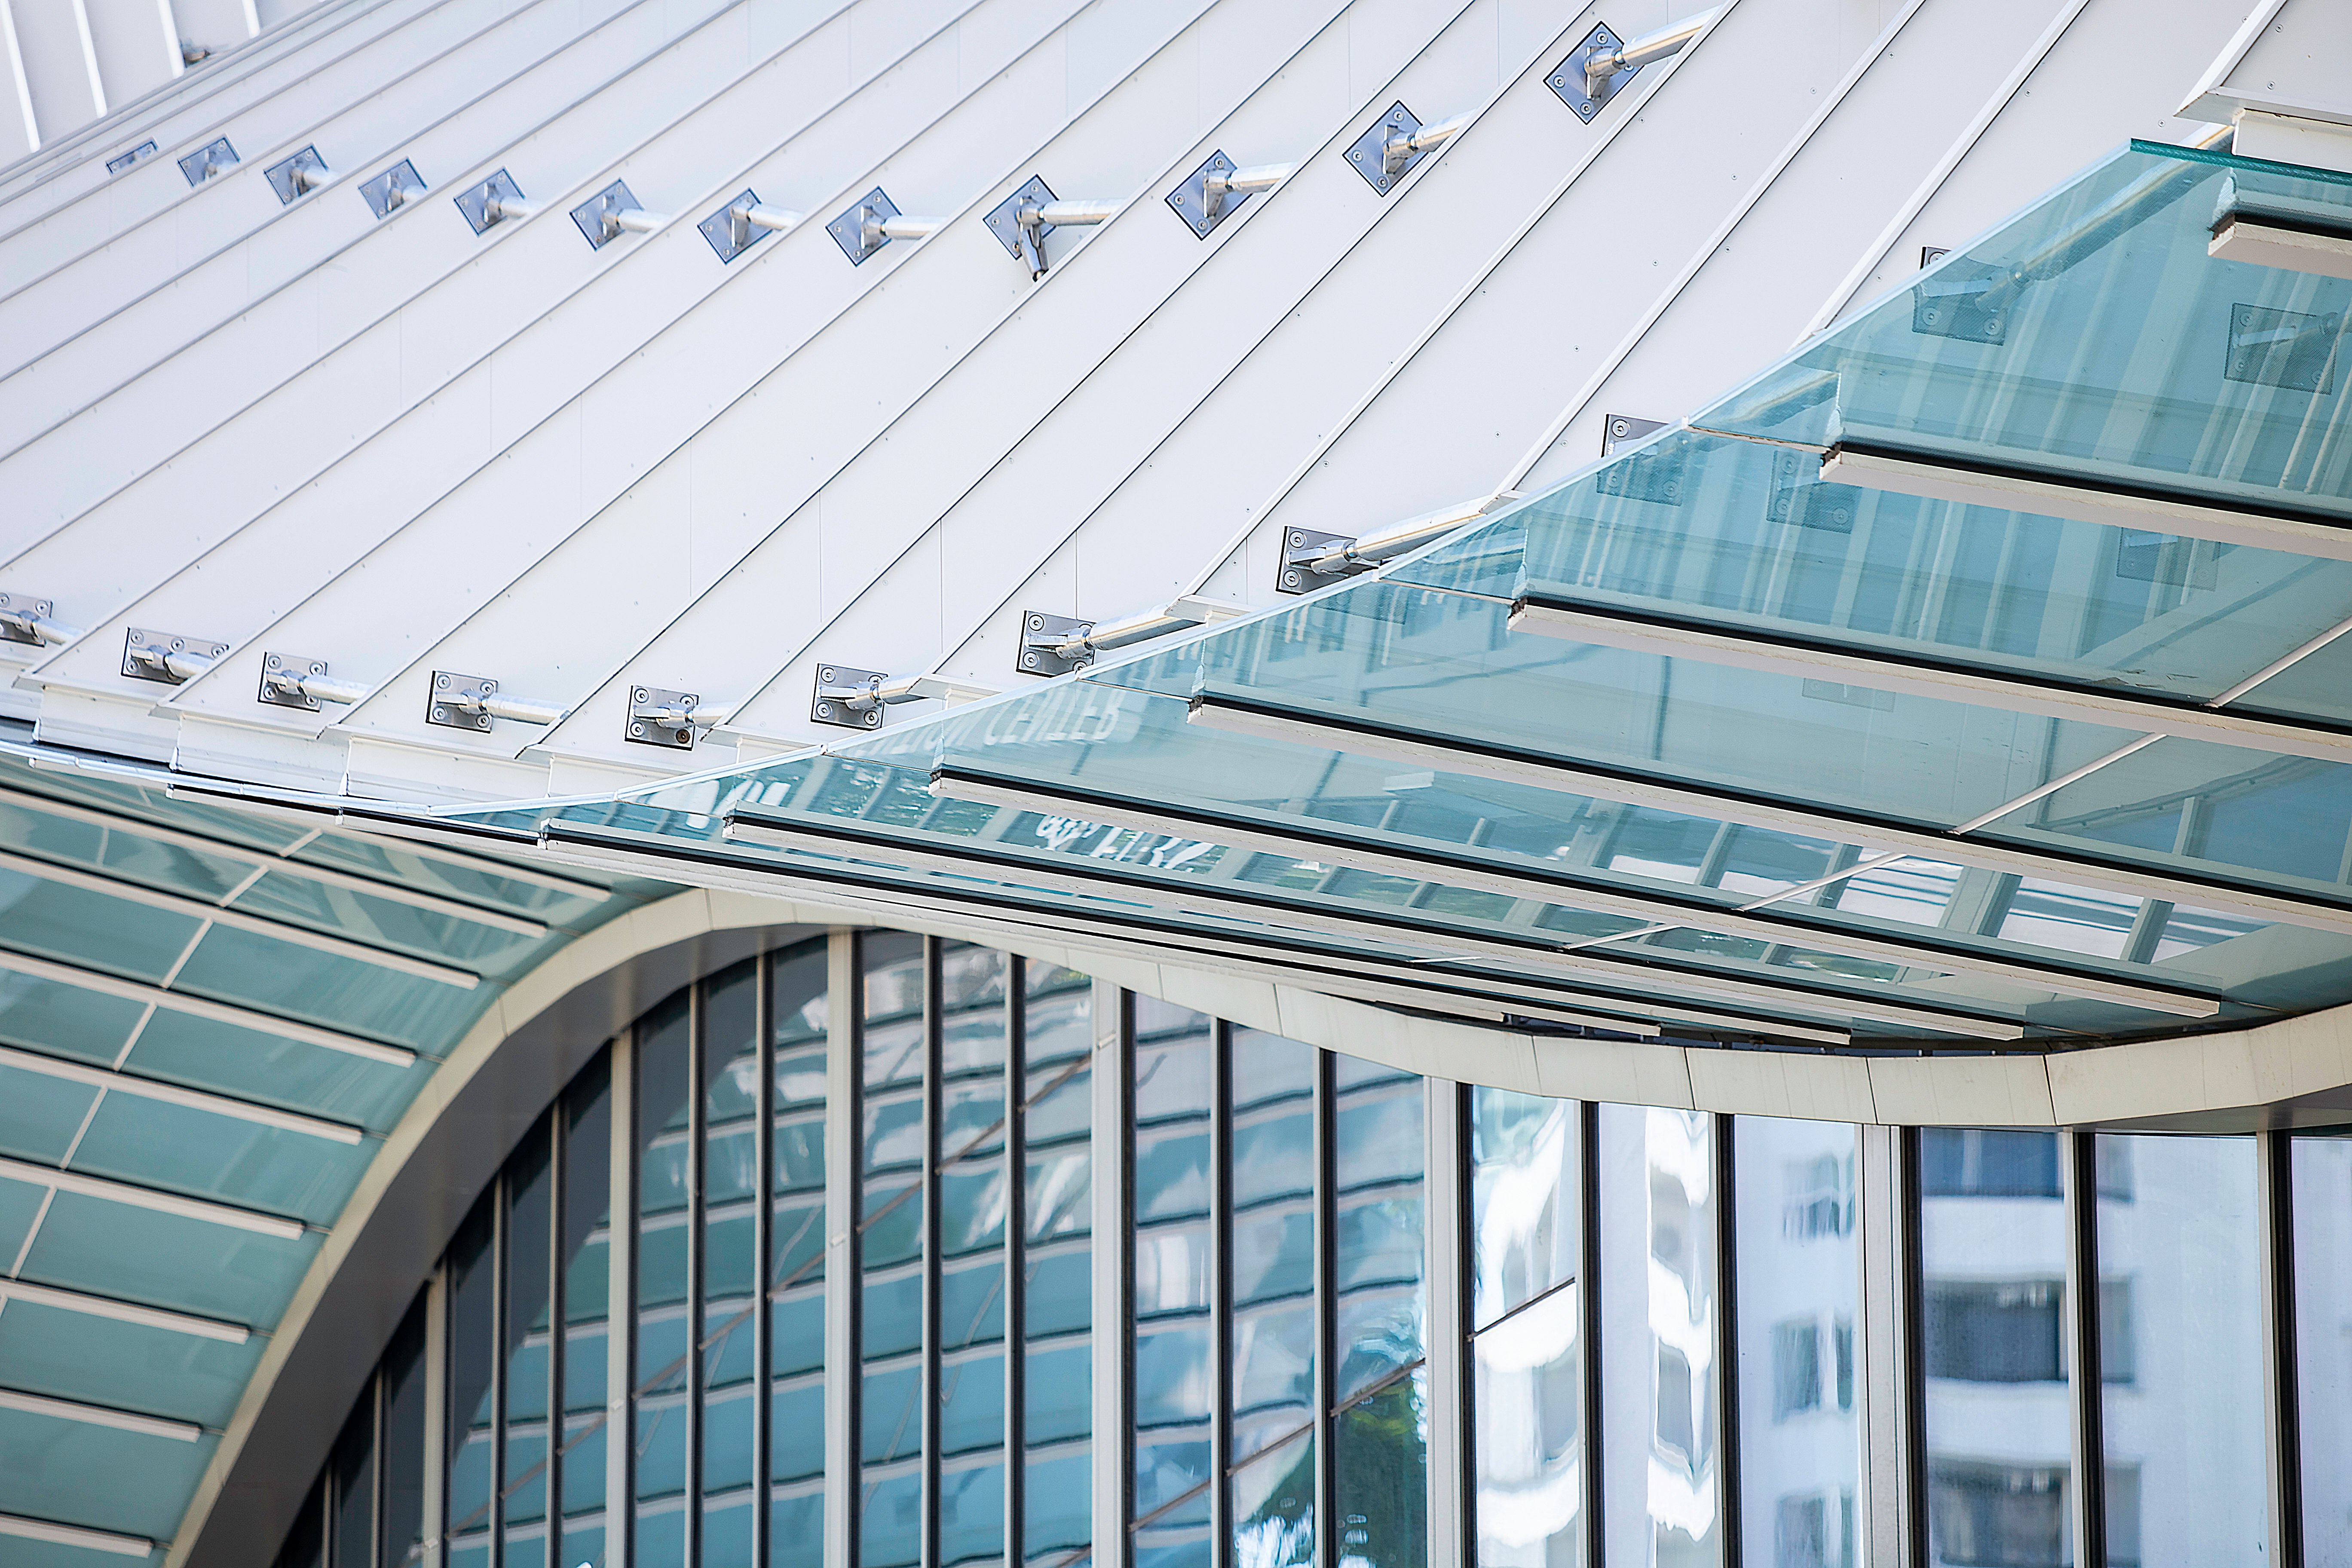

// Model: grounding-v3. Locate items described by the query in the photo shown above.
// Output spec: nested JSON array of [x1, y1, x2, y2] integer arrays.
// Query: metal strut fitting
[[264, 146, 334, 203], [258, 655, 372, 712], [811, 667, 1000, 730], [826, 188, 943, 265], [425, 671, 569, 732], [122, 628, 229, 685], [701, 189, 804, 262], [456, 170, 536, 233], [572, 180, 670, 249], [1015, 596, 1249, 676], [360, 160, 428, 220], [1550, 9, 1718, 121], [627, 686, 731, 750], [984, 177, 1122, 279], [0, 595, 78, 649], [1167, 151, 1295, 238], [1276, 493, 1519, 594]]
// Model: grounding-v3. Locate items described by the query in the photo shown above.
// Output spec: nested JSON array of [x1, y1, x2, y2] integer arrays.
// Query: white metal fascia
[[0, 1151, 309, 1237], [2178, 0, 2352, 130], [0, 0, 437, 221], [0, 1274, 251, 1341], [9, 0, 105, 142], [0, 943, 418, 1064], [0, 0, 822, 487], [8, 0, 1093, 729], [0, 1040, 368, 1140], [155, 0, 1256, 778], [0, 0, 37, 163], [0, 1384, 206, 1441], [79, 0, 181, 115], [424, 0, 1486, 770], [0, 0, 680, 343], [1791, 0, 2256, 348]]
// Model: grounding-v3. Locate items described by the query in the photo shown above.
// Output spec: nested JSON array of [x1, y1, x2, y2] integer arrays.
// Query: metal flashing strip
[[539, 823, 1848, 1044], [0, 1154, 309, 1240], [1181, 692, 2352, 938], [1507, 592, 2352, 766], [0, 947, 416, 1067], [0, 845, 480, 987], [1815, 443, 2352, 562], [921, 766, 2220, 1017], [0, 784, 553, 935], [0, 1386, 205, 1442], [0, 1044, 367, 1143], [0, 1277, 251, 1343], [719, 812, 2022, 1038], [0, 1509, 154, 1557]]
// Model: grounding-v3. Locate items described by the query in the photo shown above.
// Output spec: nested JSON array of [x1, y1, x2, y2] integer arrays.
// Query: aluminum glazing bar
[[0, 1387, 203, 1441], [1507, 594, 2352, 765], [537, 824, 1848, 1044], [0, 1276, 248, 1340], [0, 784, 555, 935], [0, 1152, 309, 1238], [925, 768, 2222, 1016], [0, 1510, 153, 1558], [0, 946, 416, 1066], [720, 813, 2024, 1038], [1182, 692, 2352, 936], [1817, 443, 2352, 563], [0, 1043, 366, 1141], [0, 843, 480, 986]]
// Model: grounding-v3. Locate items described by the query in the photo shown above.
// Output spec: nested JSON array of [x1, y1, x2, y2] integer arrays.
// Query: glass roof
[[473, 140, 2352, 1053]]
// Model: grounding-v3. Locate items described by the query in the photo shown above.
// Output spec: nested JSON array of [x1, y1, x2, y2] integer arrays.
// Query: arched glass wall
[[273, 928, 2352, 1568]]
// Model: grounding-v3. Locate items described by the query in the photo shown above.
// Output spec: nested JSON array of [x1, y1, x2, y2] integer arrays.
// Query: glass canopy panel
[[1690, 144, 2352, 524]]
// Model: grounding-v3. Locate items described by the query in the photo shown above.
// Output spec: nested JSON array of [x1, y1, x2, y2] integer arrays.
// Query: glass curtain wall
[[272, 934, 2343, 1568]]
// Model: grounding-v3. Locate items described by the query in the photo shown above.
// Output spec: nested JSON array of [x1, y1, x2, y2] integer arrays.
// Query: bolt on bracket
[[123, 628, 227, 685], [1550, 23, 1634, 121], [984, 176, 1059, 278], [360, 160, 428, 220], [1602, 413, 1668, 456], [1279, 529, 1357, 594], [627, 686, 712, 750], [259, 653, 331, 711], [1017, 611, 1097, 677], [1168, 151, 1243, 238], [811, 665, 887, 730], [428, 671, 497, 732], [1346, 104, 1431, 196], [827, 187, 900, 265], [571, 179, 666, 248], [177, 137, 236, 186], [107, 141, 156, 175], [455, 170, 530, 235], [700, 188, 801, 263], [264, 146, 332, 203], [0, 594, 55, 648]]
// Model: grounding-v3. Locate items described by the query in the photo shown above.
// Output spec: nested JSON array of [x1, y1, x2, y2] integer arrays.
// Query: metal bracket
[[427, 671, 497, 732], [1278, 528, 1357, 594], [827, 187, 898, 265], [984, 176, 1057, 277], [107, 140, 156, 175], [700, 188, 766, 263], [1345, 104, 1424, 196], [177, 137, 236, 185], [263, 146, 330, 204], [258, 652, 329, 711], [122, 628, 227, 685], [627, 685, 704, 750], [360, 160, 427, 220], [455, 170, 526, 235], [1017, 611, 1096, 677], [1911, 265, 2009, 344], [1550, 23, 1638, 122], [1601, 414, 1667, 456], [570, 179, 644, 249], [1920, 246, 1950, 268], [1167, 150, 1245, 239], [0, 594, 53, 648], [2226, 303, 2340, 394], [811, 665, 886, 730]]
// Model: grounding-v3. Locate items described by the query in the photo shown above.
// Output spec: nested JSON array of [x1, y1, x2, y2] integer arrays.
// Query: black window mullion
[[2262, 1130, 2302, 1568], [1899, 1125, 1929, 1568], [1579, 1101, 1604, 1568], [1313, 1047, 1336, 1568], [1005, 958, 1029, 1566], [1714, 1116, 1741, 1568], [686, 982, 708, 1568], [1117, 988, 1137, 1568], [753, 952, 777, 1568], [490, 1169, 510, 1568], [846, 935, 868, 1568], [1211, 1022, 1234, 1568], [2067, 1131, 2108, 1568], [1450, 1084, 1475, 1568], [922, 937, 944, 1568], [545, 1103, 569, 1568]]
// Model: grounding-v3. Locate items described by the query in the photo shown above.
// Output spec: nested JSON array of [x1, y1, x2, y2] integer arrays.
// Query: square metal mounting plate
[[827, 187, 897, 265], [360, 160, 426, 220], [628, 685, 703, 750], [1601, 414, 1668, 456], [122, 628, 228, 685], [1167, 150, 1244, 239], [427, 670, 496, 732], [264, 146, 328, 204], [1017, 611, 1096, 677], [1345, 103, 1421, 196], [1279, 528, 1355, 594], [258, 652, 328, 711], [178, 137, 236, 186], [107, 140, 156, 175], [0, 594, 52, 647], [984, 175, 1057, 266], [454, 170, 524, 235], [812, 665, 885, 730], [700, 188, 768, 263], [570, 179, 640, 249], [1549, 24, 1637, 123], [1911, 266, 2007, 344]]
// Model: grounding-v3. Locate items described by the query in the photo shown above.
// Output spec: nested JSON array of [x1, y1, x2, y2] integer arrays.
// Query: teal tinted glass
[[66, 1095, 374, 1223], [0, 1297, 260, 1427], [0, 1404, 217, 1541]]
